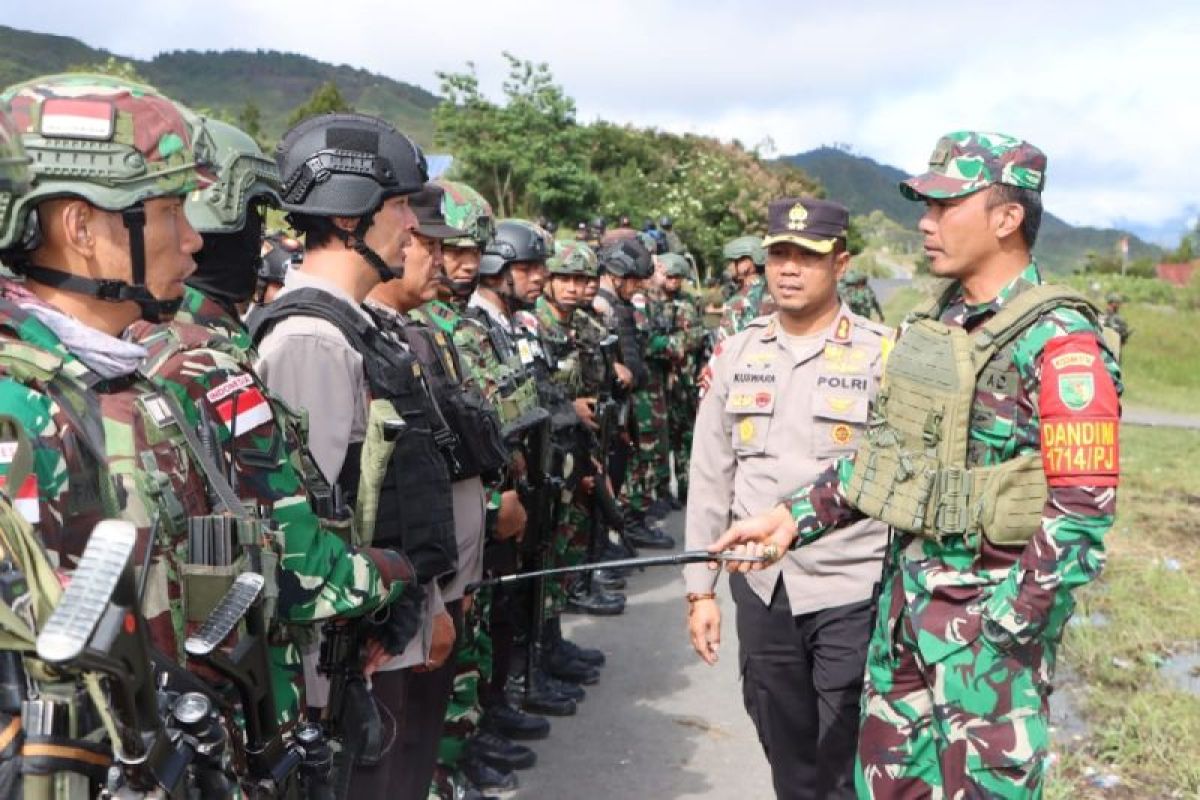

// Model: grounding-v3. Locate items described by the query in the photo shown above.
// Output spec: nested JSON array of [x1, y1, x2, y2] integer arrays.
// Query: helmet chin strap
[[336, 212, 401, 284], [18, 205, 182, 324], [499, 269, 531, 312]]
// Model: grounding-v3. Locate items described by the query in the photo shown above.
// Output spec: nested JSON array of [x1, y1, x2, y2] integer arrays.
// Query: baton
[[466, 550, 767, 593]]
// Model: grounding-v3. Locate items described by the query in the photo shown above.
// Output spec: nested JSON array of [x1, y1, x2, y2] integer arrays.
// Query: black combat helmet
[[479, 219, 550, 276], [275, 113, 427, 281]]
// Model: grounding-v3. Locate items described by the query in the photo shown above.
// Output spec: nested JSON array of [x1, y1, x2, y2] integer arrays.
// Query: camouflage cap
[[182, 110, 280, 233], [658, 252, 690, 278], [435, 178, 494, 248], [900, 131, 1047, 201], [547, 240, 597, 277], [0, 106, 33, 251], [3, 73, 206, 207], [762, 197, 848, 255], [409, 183, 465, 240]]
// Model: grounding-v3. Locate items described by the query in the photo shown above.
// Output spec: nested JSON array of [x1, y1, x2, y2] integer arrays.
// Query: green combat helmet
[[435, 178, 495, 249], [722, 235, 766, 268], [182, 112, 281, 233], [0, 105, 32, 252], [1105, 292, 1124, 306], [658, 252, 691, 278], [0, 73, 208, 321], [547, 240, 598, 277]]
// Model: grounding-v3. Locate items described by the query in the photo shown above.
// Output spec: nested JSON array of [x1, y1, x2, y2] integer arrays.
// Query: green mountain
[[0, 25, 439, 145], [784, 147, 1161, 274]]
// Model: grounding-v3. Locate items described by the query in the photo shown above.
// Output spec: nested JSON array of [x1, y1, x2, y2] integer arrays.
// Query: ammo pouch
[[845, 284, 1103, 546], [182, 514, 280, 623], [252, 290, 458, 585], [396, 319, 506, 482]]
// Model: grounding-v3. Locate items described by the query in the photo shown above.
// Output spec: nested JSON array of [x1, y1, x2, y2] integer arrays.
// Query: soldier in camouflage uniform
[[1100, 292, 1132, 348], [715, 131, 1122, 799], [174, 109, 279, 357], [658, 253, 704, 505], [534, 240, 625, 618], [594, 238, 674, 548], [0, 74, 417, 767], [839, 270, 884, 321], [717, 235, 775, 340], [407, 181, 549, 799]]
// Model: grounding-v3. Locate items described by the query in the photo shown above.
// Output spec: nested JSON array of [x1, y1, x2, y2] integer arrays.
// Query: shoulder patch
[[1039, 333, 1119, 487]]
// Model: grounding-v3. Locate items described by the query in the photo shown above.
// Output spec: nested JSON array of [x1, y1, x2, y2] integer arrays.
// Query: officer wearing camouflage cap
[[838, 269, 884, 321], [714, 132, 1122, 799]]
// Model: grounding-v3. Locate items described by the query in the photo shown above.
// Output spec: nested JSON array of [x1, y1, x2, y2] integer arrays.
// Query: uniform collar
[[280, 269, 373, 322], [942, 261, 1041, 327], [756, 303, 856, 344]]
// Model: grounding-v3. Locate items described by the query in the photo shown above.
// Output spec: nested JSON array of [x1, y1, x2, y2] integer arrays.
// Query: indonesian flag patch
[[0, 440, 40, 524], [214, 386, 272, 437], [1038, 333, 1120, 487], [39, 98, 115, 140]]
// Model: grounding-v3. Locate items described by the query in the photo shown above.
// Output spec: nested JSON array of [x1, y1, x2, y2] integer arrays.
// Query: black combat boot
[[468, 731, 537, 771], [480, 701, 551, 741], [624, 511, 675, 549]]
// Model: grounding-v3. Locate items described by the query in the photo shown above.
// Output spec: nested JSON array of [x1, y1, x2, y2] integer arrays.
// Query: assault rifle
[[517, 413, 560, 703], [584, 335, 625, 592]]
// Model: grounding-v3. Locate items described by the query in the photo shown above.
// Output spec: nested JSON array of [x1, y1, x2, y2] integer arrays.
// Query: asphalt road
[[520, 510, 774, 799]]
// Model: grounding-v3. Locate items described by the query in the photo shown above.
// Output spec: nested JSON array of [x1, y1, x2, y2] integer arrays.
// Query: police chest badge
[[1058, 373, 1094, 411]]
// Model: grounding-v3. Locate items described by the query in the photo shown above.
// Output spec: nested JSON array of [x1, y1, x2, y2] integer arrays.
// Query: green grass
[[1116, 305, 1200, 415], [1045, 426, 1200, 797]]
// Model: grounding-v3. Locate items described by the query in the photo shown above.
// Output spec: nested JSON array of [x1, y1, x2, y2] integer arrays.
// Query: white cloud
[[7, 0, 1199, 232]]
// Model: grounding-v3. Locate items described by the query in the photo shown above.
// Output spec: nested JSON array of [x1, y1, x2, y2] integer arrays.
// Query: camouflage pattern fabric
[[899, 130, 1047, 201], [782, 263, 1121, 797], [663, 290, 703, 498], [174, 285, 255, 358], [429, 589, 494, 799], [621, 293, 669, 511], [840, 282, 884, 321], [127, 318, 409, 721], [1, 74, 208, 227], [1099, 310, 1132, 346], [717, 275, 775, 341]]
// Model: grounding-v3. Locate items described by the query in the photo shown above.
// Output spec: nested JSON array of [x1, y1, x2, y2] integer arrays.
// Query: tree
[[287, 81, 353, 127], [238, 101, 265, 146], [434, 53, 597, 221], [66, 56, 145, 83]]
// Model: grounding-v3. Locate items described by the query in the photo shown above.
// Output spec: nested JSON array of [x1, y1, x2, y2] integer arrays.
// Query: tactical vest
[[463, 306, 543, 436], [845, 283, 1103, 545], [596, 289, 648, 390], [375, 308, 506, 482], [250, 288, 457, 584]]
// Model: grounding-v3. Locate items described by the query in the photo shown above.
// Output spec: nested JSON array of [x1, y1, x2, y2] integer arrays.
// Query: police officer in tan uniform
[[683, 198, 891, 800]]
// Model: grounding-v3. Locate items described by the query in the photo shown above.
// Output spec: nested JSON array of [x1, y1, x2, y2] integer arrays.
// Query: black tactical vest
[[376, 309, 506, 483], [249, 288, 457, 584]]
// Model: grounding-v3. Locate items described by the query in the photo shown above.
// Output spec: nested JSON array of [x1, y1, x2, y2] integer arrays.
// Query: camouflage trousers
[[428, 589, 494, 799], [856, 568, 1059, 799], [667, 386, 697, 498], [542, 486, 590, 619], [621, 379, 669, 512]]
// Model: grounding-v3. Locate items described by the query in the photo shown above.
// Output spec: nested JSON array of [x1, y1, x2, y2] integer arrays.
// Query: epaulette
[[743, 314, 772, 329], [853, 317, 893, 339]]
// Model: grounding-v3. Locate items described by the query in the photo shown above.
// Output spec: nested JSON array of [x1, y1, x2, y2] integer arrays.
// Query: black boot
[[468, 731, 537, 771], [545, 645, 601, 684], [480, 702, 551, 740], [593, 568, 626, 590], [463, 755, 518, 796], [565, 583, 625, 617], [624, 512, 675, 550]]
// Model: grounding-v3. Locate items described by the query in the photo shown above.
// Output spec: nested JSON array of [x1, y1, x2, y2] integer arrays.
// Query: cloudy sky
[[9, 0, 1198, 243]]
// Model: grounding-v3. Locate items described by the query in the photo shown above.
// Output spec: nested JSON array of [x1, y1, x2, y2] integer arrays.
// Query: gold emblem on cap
[[787, 203, 809, 231]]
